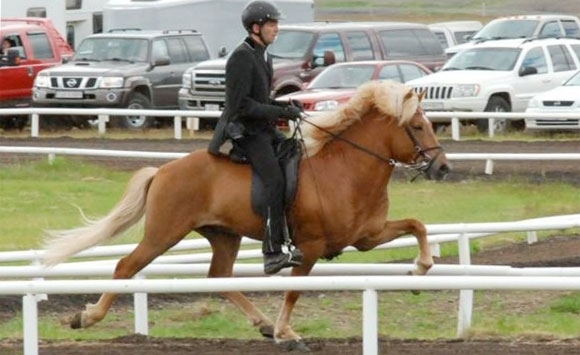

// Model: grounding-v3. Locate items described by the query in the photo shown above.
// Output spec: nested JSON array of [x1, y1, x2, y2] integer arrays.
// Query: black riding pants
[[236, 130, 286, 254]]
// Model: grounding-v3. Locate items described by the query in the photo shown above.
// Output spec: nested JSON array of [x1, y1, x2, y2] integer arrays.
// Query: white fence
[[1, 107, 579, 140], [1, 213, 579, 355], [1, 146, 580, 175]]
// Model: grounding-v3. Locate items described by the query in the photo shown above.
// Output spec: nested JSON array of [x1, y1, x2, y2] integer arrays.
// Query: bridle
[[297, 112, 444, 179]]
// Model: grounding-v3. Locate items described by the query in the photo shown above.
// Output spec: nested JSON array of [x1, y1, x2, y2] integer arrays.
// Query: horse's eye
[[412, 126, 423, 131]]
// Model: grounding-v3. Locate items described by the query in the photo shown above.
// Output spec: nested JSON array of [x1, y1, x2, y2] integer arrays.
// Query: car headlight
[[452, 84, 479, 98], [34, 75, 49, 88], [527, 98, 539, 108], [100, 77, 124, 88], [314, 100, 339, 111], [182, 72, 192, 88]]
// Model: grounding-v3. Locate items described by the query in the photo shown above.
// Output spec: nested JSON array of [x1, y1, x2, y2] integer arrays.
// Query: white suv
[[407, 37, 580, 132], [446, 14, 580, 58]]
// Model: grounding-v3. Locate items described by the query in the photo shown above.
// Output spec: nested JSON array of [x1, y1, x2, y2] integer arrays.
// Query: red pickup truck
[[0, 17, 73, 129]]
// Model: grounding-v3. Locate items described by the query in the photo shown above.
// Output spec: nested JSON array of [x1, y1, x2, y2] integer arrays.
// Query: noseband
[[299, 114, 443, 178]]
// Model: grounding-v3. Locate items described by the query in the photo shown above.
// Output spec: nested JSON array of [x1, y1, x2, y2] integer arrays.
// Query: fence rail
[[1, 107, 579, 140]]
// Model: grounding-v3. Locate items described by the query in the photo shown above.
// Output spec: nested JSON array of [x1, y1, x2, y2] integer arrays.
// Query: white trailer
[[103, 0, 314, 58], [1, 0, 109, 49]]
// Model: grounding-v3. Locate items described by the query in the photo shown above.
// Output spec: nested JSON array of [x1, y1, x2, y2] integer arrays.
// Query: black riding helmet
[[241, 0, 285, 33]]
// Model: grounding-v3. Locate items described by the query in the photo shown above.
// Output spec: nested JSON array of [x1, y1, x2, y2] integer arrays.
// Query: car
[[276, 60, 431, 112], [446, 14, 580, 58], [525, 70, 580, 131], [178, 21, 445, 119], [428, 21, 483, 49], [407, 37, 580, 132], [0, 17, 74, 129], [32, 29, 210, 129]]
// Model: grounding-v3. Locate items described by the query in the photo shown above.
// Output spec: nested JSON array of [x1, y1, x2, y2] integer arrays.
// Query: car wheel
[[113, 92, 153, 129], [476, 96, 510, 133]]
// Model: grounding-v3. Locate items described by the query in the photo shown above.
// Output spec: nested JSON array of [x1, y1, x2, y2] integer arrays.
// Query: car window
[[473, 19, 538, 39], [345, 31, 375, 60], [378, 64, 401, 81], [165, 38, 189, 63], [312, 33, 345, 64], [1, 34, 26, 59], [152, 39, 169, 60], [539, 21, 561, 37], [454, 30, 477, 44], [309, 64, 374, 88], [182, 36, 210, 62], [269, 30, 313, 59], [28, 32, 54, 59], [569, 44, 580, 62], [379, 29, 443, 58], [444, 47, 520, 71], [562, 20, 580, 37], [431, 30, 448, 48], [521, 46, 547, 74], [548, 44, 576, 72], [399, 63, 429, 82]]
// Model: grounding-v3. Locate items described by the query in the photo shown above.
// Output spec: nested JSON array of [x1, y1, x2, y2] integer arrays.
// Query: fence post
[[97, 114, 108, 135], [451, 117, 460, 141], [133, 273, 149, 335], [31, 113, 39, 138], [457, 231, 473, 337], [362, 289, 378, 355], [22, 294, 39, 355], [484, 159, 494, 175], [487, 118, 495, 138], [174, 116, 182, 140]]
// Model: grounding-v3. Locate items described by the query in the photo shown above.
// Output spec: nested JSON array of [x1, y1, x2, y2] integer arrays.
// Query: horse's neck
[[310, 117, 395, 193]]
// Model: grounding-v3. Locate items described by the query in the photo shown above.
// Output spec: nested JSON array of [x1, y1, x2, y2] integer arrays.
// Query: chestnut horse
[[42, 80, 450, 350]]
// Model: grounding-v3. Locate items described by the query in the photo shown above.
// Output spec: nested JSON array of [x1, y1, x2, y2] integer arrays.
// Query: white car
[[407, 37, 580, 132], [525, 70, 580, 131], [429, 21, 482, 49], [446, 14, 580, 58]]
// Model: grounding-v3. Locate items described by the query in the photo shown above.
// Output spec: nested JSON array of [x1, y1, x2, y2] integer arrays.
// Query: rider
[[208, 0, 304, 275]]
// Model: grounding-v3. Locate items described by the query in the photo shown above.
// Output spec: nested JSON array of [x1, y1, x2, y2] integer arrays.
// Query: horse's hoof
[[407, 271, 421, 295], [259, 324, 274, 338], [280, 339, 310, 352], [70, 313, 83, 329]]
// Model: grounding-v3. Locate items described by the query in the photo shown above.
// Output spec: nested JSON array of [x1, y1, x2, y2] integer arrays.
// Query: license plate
[[205, 104, 220, 111], [421, 101, 444, 111], [55, 91, 83, 99]]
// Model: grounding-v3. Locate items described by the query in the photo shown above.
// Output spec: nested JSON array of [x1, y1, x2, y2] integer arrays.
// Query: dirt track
[[0, 136, 579, 354]]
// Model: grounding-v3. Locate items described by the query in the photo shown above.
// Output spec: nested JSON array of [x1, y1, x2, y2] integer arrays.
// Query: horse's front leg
[[353, 218, 433, 276], [274, 256, 317, 352]]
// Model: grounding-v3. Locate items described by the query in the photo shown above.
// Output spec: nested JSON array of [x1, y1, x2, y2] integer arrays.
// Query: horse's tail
[[42, 166, 159, 267]]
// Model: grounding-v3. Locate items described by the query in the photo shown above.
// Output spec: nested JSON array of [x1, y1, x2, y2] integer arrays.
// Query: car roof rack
[[108, 28, 142, 33], [162, 29, 199, 34]]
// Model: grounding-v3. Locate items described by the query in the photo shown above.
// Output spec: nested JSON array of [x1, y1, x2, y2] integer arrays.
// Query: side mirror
[[153, 55, 171, 67], [218, 47, 227, 58], [323, 50, 336, 66], [519, 66, 538, 77]]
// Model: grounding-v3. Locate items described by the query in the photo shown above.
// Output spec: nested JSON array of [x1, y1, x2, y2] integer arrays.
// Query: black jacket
[[209, 36, 285, 153]]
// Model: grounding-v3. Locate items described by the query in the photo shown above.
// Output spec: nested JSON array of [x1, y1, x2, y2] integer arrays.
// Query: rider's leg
[[237, 132, 303, 275]]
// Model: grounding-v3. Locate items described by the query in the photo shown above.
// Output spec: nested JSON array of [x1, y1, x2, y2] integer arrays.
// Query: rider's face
[[259, 20, 279, 45]]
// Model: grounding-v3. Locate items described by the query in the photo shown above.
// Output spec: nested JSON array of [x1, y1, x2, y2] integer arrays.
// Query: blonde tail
[[42, 167, 158, 267]]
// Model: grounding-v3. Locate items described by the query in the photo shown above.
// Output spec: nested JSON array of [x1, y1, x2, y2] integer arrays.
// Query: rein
[[297, 114, 443, 178]]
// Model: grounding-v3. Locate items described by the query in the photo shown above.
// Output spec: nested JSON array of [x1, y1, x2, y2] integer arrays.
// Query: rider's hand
[[290, 99, 304, 112], [279, 106, 302, 121]]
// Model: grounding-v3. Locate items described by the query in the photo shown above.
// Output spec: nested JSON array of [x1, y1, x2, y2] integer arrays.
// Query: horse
[[42, 80, 450, 351]]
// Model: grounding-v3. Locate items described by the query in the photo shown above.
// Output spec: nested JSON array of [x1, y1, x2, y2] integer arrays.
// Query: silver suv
[[33, 29, 210, 129]]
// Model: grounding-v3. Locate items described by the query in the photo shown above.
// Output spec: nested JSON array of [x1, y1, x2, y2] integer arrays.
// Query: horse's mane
[[301, 80, 419, 157]]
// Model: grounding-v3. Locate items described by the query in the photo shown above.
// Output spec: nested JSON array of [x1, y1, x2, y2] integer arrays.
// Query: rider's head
[[241, 0, 284, 46]]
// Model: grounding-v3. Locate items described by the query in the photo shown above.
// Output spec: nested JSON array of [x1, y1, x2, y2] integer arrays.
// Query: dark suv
[[33, 29, 210, 129], [178, 21, 445, 119]]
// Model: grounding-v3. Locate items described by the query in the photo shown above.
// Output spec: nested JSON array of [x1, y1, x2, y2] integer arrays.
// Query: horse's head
[[389, 90, 451, 181]]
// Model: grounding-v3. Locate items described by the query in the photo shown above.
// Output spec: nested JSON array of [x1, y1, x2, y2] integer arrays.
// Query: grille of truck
[[192, 69, 226, 95], [49, 77, 98, 89], [413, 85, 455, 99]]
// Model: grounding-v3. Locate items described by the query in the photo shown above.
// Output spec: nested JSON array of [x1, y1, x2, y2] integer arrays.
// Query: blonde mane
[[301, 80, 419, 157]]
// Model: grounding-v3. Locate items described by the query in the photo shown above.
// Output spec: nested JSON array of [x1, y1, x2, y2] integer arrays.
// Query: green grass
[[0, 157, 579, 341]]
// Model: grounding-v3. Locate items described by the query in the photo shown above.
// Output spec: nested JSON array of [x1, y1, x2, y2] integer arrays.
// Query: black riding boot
[[263, 207, 303, 275]]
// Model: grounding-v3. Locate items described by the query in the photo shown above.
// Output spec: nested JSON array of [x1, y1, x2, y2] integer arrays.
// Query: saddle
[[229, 137, 302, 219]]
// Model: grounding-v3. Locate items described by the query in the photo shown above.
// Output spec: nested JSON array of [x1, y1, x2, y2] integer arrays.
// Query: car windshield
[[268, 30, 313, 59], [443, 47, 521, 71], [74, 38, 149, 62], [564, 71, 580, 86], [309, 64, 376, 89], [473, 20, 538, 40]]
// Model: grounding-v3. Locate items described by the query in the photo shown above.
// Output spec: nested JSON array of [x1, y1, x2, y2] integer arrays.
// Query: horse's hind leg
[[70, 229, 189, 329], [204, 231, 275, 338], [353, 218, 433, 275]]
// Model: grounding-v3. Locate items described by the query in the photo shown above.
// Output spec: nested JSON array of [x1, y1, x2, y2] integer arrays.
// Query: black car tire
[[114, 92, 153, 129], [476, 96, 511, 133]]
